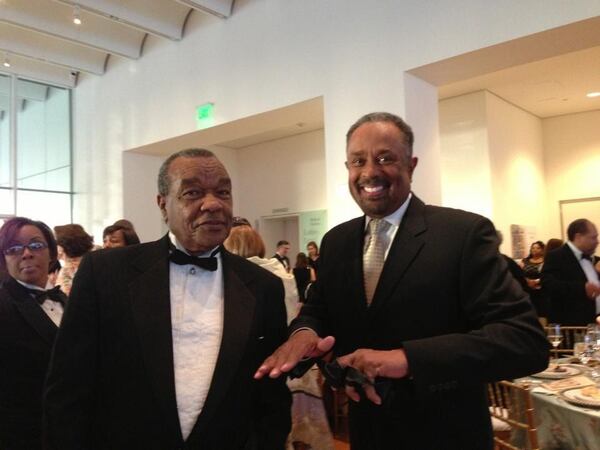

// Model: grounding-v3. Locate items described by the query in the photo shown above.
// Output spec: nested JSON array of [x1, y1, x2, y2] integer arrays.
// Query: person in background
[[225, 226, 299, 324], [102, 224, 141, 248], [293, 252, 315, 303], [519, 241, 548, 321], [224, 226, 333, 450], [545, 238, 564, 254], [542, 218, 600, 325], [113, 219, 136, 231], [273, 240, 291, 272], [0, 217, 67, 450], [47, 260, 62, 287], [306, 241, 320, 277], [53, 224, 94, 296], [256, 112, 548, 450], [44, 148, 290, 450]]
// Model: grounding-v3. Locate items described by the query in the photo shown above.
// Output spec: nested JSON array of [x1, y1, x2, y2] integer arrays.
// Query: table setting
[[515, 324, 600, 449]]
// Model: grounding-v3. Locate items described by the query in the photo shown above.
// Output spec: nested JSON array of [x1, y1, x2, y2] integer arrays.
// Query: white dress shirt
[[567, 241, 600, 314], [16, 279, 64, 326], [364, 192, 413, 260], [169, 233, 224, 440]]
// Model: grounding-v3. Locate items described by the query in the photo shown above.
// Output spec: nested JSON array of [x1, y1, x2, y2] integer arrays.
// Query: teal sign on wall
[[299, 210, 327, 251]]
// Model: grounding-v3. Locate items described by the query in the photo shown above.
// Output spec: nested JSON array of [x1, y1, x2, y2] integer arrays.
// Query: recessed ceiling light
[[3, 53, 10, 68], [73, 6, 82, 25], [587, 92, 600, 98]]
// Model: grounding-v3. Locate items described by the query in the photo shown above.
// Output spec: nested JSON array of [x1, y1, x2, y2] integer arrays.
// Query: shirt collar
[[364, 192, 412, 230], [168, 232, 220, 258], [567, 240, 585, 260], [16, 279, 53, 291]]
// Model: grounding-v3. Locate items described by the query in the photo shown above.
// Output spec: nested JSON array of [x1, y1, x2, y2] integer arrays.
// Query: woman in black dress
[[293, 252, 316, 303]]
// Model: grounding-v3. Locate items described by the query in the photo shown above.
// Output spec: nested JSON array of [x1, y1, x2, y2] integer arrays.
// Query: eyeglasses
[[3, 241, 48, 256]]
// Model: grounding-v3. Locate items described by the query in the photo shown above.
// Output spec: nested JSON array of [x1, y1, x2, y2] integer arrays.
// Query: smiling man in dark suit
[[542, 218, 600, 325], [256, 112, 549, 450], [44, 148, 291, 450]]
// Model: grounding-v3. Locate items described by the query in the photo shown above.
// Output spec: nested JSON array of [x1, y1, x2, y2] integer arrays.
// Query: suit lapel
[[5, 277, 57, 344], [562, 244, 588, 282], [190, 249, 256, 435], [369, 196, 427, 313], [128, 235, 182, 442]]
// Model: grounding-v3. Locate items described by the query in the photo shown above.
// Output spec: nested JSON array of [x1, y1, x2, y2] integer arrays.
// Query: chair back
[[487, 380, 539, 450], [544, 326, 588, 356]]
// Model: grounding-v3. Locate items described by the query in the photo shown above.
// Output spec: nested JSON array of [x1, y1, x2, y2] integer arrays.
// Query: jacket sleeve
[[402, 217, 550, 398], [43, 253, 98, 450]]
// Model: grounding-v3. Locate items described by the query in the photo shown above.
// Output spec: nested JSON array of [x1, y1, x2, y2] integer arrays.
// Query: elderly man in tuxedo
[[256, 112, 549, 450], [542, 218, 600, 325], [44, 148, 291, 450]]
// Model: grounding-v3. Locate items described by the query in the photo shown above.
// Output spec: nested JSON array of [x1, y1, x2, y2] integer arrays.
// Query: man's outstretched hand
[[254, 330, 335, 379]]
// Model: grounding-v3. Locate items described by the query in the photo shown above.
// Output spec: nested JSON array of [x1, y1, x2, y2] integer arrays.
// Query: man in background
[[542, 218, 600, 325], [273, 240, 291, 272]]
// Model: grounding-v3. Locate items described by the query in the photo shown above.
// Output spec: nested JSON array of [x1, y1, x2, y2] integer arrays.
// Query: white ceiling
[[439, 45, 600, 118], [0, 0, 234, 88]]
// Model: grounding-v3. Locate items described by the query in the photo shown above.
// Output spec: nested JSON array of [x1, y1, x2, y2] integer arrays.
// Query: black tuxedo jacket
[[44, 236, 291, 450], [541, 244, 598, 325], [272, 254, 290, 270], [0, 278, 61, 450], [291, 196, 548, 450]]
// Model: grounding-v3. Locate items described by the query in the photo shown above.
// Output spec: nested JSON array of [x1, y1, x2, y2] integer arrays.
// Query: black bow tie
[[27, 285, 66, 306], [582, 254, 593, 262], [169, 248, 219, 271]]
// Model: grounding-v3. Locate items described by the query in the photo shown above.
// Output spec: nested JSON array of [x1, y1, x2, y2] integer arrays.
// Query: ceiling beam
[[175, 0, 233, 19], [0, 22, 107, 75], [0, 54, 77, 89], [0, 0, 145, 59], [54, 0, 191, 41]]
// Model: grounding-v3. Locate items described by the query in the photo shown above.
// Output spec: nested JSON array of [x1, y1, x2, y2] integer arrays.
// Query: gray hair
[[157, 148, 216, 196], [346, 112, 414, 160]]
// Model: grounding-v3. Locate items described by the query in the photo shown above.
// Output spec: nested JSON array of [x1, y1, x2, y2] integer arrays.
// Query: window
[[0, 74, 72, 228]]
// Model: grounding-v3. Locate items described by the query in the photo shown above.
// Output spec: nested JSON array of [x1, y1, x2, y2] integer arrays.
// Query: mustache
[[357, 177, 390, 188]]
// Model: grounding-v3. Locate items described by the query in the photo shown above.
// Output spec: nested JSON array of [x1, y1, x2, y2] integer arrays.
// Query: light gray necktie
[[363, 219, 390, 305]]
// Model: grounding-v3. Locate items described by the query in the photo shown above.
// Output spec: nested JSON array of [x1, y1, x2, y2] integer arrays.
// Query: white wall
[[486, 92, 548, 248], [439, 91, 548, 255], [235, 129, 326, 223], [543, 110, 600, 238], [71, 0, 600, 233]]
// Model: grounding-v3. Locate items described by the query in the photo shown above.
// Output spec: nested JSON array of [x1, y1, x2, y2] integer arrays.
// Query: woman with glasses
[[0, 217, 66, 450]]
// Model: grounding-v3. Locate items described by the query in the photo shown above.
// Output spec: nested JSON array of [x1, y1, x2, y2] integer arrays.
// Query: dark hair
[[295, 252, 309, 269], [102, 224, 141, 246], [0, 217, 58, 272], [54, 224, 94, 258], [48, 259, 62, 274], [276, 240, 290, 247], [545, 238, 564, 253], [113, 219, 135, 230], [526, 240, 545, 260], [567, 219, 592, 241], [346, 112, 414, 160], [232, 217, 251, 228], [157, 148, 216, 196]]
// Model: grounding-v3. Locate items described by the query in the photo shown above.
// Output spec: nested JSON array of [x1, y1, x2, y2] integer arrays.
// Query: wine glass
[[546, 323, 563, 365]]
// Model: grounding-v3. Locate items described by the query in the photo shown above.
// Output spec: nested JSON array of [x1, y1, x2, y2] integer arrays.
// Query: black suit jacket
[[0, 278, 61, 450], [44, 236, 291, 450], [541, 244, 598, 325], [291, 196, 549, 450], [272, 254, 290, 271]]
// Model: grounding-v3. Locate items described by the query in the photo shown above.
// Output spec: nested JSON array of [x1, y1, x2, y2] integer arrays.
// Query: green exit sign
[[196, 103, 214, 129]]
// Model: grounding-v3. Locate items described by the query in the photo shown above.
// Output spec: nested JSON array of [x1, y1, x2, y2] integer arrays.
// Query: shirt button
[[189, 267, 196, 275]]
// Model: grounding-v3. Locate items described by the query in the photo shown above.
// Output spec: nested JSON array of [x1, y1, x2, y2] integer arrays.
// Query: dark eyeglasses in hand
[[3, 241, 48, 256]]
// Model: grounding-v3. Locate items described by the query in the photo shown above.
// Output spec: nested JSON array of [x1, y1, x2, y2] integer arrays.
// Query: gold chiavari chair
[[487, 380, 539, 450]]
